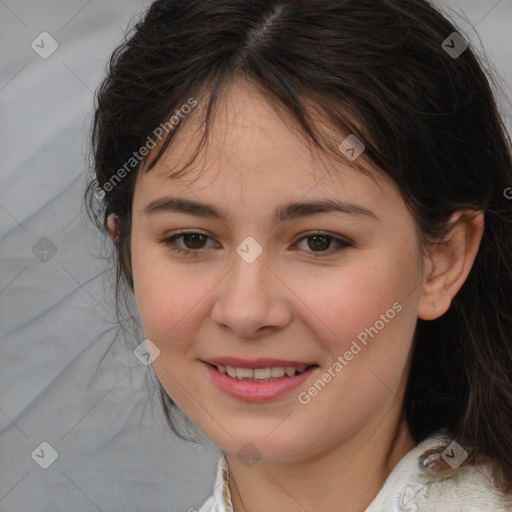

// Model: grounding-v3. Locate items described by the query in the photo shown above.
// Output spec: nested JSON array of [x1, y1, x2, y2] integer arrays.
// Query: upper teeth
[[216, 365, 308, 380]]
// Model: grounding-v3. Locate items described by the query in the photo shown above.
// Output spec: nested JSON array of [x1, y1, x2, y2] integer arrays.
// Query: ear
[[417, 210, 484, 320], [107, 213, 119, 244]]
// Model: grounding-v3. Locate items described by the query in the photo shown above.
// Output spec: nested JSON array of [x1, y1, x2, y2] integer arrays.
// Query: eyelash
[[158, 230, 352, 258]]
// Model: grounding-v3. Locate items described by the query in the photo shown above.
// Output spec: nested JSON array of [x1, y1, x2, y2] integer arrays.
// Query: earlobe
[[107, 213, 119, 244], [417, 210, 484, 321]]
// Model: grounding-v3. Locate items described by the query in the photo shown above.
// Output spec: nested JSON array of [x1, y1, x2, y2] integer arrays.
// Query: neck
[[226, 410, 416, 512]]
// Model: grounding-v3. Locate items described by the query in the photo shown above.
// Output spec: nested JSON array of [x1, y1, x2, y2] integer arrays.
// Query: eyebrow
[[141, 197, 379, 222]]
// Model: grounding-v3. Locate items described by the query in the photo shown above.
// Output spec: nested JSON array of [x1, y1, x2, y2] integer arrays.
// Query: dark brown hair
[[85, 0, 512, 493]]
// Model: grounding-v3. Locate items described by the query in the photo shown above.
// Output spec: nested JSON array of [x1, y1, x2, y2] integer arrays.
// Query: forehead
[[136, 80, 395, 209]]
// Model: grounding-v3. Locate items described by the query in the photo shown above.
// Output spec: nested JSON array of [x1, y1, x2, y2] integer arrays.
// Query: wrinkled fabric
[[198, 431, 512, 512]]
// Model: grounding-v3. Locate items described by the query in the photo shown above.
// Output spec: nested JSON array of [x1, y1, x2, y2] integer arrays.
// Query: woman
[[85, 0, 512, 510]]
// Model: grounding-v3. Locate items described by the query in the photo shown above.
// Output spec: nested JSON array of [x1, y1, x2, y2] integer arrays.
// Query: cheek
[[131, 239, 220, 353], [291, 253, 418, 392], [287, 264, 417, 446], [295, 258, 411, 344], [130, 246, 218, 406]]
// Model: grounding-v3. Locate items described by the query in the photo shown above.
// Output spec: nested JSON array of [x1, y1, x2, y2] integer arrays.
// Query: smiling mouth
[[207, 363, 318, 382]]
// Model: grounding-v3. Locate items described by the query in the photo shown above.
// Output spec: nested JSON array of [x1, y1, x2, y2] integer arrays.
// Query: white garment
[[198, 431, 512, 511]]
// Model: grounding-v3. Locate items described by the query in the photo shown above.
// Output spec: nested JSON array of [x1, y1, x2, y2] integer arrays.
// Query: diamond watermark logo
[[237, 442, 262, 468], [134, 338, 161, 366], [442, 32, 468, 59], [32, 237, 58, 263], [31, 441, 58, 469], [441, 440, 469, 469], [395, 483, 426, 511], [236, 236, 263, 263], [338, 134, 365, 161], [31, 32, 59, 59]]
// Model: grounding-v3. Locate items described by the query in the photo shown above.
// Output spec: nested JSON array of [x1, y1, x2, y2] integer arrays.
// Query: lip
[[202, 361, 319, 402], [204, 357, 317, 369]]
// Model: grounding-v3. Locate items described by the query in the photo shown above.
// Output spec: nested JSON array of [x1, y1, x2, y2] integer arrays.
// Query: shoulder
[[418, 463, 512, 511], [389, 431, 512, 511]]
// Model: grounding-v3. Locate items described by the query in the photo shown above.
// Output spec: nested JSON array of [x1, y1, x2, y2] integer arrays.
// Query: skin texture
[[109, 79, 484, 512]]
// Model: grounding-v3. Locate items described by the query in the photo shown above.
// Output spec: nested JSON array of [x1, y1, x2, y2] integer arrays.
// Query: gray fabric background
[[0, 1, 510, 511]]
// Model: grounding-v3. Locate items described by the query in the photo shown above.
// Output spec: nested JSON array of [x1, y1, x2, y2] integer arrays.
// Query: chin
[[212, 429, 314, 463]]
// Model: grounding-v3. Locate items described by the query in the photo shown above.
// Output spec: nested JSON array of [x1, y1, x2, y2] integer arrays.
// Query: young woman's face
[[129, 80, 427, 461]]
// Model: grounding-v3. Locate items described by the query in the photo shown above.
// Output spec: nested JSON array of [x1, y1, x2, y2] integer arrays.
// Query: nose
[[210, 250, 292, 339]]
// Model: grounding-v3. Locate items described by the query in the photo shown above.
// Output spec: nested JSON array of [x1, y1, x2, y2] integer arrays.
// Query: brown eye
[[159, 231, 215, 256], [307, 234, 331, 252], [181, 233, 208, 249], [294, 232, 352, 256]]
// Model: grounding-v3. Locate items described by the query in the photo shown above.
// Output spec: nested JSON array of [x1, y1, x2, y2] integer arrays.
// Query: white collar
[[199, 431, 460, 512]]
